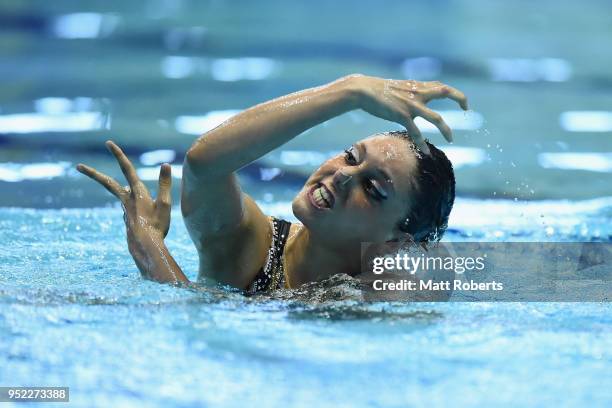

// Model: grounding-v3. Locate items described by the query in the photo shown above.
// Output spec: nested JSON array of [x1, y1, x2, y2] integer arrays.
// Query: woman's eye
[[343, 146, 359, 165], [363, 179, 387, 201]]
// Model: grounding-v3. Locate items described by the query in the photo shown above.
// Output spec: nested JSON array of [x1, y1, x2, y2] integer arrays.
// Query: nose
[[332, 167, 354, 190]]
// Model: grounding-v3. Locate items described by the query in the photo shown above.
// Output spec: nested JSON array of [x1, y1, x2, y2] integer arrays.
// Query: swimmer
[[77, 74, 467, 294]]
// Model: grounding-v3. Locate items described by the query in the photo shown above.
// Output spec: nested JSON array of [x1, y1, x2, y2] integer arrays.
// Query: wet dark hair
[[386, 131, 456, 243]]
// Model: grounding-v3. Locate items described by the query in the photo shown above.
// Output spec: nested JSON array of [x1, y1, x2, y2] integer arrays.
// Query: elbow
[[184, 138, 214, 176], [184, 144, 200, 168], [184, 131, 232, 177]]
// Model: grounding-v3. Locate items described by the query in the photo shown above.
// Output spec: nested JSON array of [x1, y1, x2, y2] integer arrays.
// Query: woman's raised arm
[[181, 75, 467, 233], [184, 74, 468, 177]]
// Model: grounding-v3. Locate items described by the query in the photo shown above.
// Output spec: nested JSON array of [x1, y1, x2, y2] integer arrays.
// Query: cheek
[[343, 189, 371, 213], [316, 156, 343, 174], [337, 198, 390, 232], [342, 197, 405, 232], [301, 160, 337, 190]]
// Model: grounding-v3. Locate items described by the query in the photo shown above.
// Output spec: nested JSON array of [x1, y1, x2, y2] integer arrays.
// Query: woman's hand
[[347, 74, 469, 154], [76, 140, 190, 284], [77, 141, 172, 243]]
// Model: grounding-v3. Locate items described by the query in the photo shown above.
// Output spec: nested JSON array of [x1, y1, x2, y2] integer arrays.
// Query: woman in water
[[77, 74, 467, 294]]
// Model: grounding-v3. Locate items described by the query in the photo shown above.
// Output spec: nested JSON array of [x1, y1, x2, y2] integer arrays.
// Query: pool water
[[1, 202, 611, 407], [1, 0, 611, 407]]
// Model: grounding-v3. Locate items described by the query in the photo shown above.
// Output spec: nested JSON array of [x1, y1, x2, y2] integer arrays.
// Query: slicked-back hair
[[385, 132, 456, 243]]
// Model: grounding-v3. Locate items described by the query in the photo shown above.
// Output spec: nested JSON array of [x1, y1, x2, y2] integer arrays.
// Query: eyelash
[[344, 147, 358, 165], [343, 147, 385, 201], [363, 180, 385, 201]]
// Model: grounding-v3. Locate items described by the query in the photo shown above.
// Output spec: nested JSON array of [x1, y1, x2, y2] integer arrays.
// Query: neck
[[283, 224, 362, 287]]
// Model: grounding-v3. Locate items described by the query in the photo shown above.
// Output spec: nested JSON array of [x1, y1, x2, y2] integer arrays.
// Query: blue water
[[1, 202, 611, 407], [1, 0, 612, 406]]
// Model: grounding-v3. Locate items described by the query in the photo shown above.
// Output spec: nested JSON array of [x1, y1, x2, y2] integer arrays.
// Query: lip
[[308, 182, 335, 211]]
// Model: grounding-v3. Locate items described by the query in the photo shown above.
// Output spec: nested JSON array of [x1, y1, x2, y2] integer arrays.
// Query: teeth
[[320, 187, 331, 202], [313, 186, 330, 208]]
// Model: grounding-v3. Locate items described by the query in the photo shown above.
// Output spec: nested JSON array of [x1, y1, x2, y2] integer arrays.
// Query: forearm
[[185, 74, 362, 176], [128, 232, 189, 284]]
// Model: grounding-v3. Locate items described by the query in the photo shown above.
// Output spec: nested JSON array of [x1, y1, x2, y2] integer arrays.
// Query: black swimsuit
[[245, 217, 292, 295]]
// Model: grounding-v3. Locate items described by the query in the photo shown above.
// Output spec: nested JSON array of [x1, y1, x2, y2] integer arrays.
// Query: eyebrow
[[359, 142, 396, 195]]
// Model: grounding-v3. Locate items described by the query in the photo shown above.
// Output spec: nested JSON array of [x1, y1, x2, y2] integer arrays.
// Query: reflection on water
[[538, 152, 612, 173], [0, 112, 109, 134], [175, 110, 241, 134], [559, 111, 612, 132], [414, 110, 483, 132], [0, 162, 71, 182], [136, 164, 183, 180], [52, 12, 120, 39], [1, 96, 110, 134], [160, 56, 279, 80], [440, 146, 486, 169], [161, 56, 198, 79], [487, 58, 572, 82], [35, 97, 93, 114], [259, 167, 282, 181], [210, 57, 279, 81], [279, 150, 331, 166], [139, 149, 177, 166]]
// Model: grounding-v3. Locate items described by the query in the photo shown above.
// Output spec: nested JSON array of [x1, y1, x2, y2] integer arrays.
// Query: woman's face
[[293, 135, 420, 244]]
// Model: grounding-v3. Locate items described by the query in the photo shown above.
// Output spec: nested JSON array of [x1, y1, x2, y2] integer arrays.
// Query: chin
[[291, 191, 311, 226], [291, 185, 324, 229]]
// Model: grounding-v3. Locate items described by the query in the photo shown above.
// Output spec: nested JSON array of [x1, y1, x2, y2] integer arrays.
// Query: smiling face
[[292, 134, 420, 244]]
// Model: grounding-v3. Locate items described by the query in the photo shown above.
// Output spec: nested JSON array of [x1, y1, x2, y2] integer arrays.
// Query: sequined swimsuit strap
[[245, 217, 292, 295]]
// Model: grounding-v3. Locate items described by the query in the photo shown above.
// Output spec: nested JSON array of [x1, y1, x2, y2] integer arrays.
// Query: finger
[[156, 163, 172, 209], [105, 140, 144, 192], [424, 84, 469, 110], [76, 163, 125, 198], [413, 105, 453, 143], [402, 117, 431, 156]]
